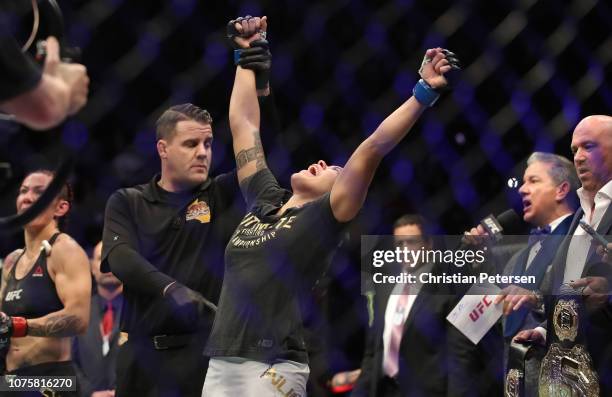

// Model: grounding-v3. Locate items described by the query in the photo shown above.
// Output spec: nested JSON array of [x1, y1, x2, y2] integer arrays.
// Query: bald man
[[515, 115, 612, 394]]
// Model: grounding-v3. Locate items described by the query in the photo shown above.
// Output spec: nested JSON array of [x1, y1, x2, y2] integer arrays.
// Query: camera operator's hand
[[2, 35, 90, 130], [42, 36, 89, 116]]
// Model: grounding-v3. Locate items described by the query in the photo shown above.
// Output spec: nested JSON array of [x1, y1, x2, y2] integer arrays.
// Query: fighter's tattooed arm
[[25, 234, 91, 337], [0, 250, 22, 310], [230, 65, 270, 188], [27, 314, 83, 337], [235, 130, 266, 171]]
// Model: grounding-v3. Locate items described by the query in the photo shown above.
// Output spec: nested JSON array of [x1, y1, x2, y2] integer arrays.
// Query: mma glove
[[414, 48, 461, 107], [0, 312, 28, 349], [225, 15, 262, 49], [236, 40, 271, 90], [226, 16, 271, 90]]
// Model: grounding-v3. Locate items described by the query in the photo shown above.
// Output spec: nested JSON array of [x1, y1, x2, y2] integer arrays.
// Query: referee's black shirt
[[101, 172, 242, 336]]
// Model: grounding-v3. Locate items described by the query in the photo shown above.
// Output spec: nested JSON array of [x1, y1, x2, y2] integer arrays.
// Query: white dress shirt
[[563, 180, 612, 283], [537, 180, 612, 340], [381, 263, 433, 375], [525, 214, 572, 270]]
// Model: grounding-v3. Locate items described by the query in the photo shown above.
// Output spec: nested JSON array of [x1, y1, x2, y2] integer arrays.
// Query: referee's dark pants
[[115, 332, 208, 397]]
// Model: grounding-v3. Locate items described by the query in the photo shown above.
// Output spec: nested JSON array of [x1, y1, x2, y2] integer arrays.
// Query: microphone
[[479, 209, 525, 242], [578, 219, 610, 253], [454, 209, 526, 276]]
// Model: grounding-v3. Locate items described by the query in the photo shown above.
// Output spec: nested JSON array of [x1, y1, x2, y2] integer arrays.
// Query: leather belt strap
[[121, 332, 195, 350]]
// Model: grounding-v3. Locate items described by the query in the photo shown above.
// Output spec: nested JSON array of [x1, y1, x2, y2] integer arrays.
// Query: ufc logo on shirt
[[4, 289, 23, 302]]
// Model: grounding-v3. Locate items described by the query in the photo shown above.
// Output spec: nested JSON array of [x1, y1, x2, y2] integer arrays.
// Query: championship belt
[[505, 340, 545, 397], [538, 285, 599, 397], [506, 341, 528, 397]]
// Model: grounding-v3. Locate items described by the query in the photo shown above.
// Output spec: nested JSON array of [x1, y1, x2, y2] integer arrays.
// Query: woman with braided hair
[[0, 169, 91, 396]]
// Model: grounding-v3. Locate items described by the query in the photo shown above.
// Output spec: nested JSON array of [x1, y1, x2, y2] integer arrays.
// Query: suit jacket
[[547, 205, 612, 294], [542, 204, 612, 394], [444, 219, 573, 397], [445, 217, 574, 397], [352, 263, 454, 397], [501, 215, 574, 337], [72, 293, 123, 397]]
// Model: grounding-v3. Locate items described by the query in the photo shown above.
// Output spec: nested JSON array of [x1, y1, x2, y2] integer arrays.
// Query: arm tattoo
[[0, 251, 19, 309], [235, 130, 266, 171], [27, 314, 82, 337]]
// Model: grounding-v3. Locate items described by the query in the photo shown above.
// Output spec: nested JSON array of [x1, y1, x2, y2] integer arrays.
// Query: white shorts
[[202, 356, 310, 397]]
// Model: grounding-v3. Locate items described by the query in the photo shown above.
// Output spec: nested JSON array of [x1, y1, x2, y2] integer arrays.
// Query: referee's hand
[[163, 282, 217, 327]]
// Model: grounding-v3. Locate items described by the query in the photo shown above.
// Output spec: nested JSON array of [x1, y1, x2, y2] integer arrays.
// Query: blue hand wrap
[[412, 79, 440, 107], [233, 49, 242, 65]]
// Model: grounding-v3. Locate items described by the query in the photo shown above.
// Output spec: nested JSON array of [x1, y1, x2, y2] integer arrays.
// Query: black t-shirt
[[205, 169, 346, 363], [101, 172, 242, 335], [0, 15, 41, 102]]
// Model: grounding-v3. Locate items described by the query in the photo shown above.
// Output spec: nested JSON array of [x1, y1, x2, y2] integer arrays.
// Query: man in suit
[[516, 115, 612, 394], [495, 152, 578, 337], [450, 152, 578, 397], [498, 152, 578, 396], [72, 241, 123, 397], [352, 214, 454, 397]]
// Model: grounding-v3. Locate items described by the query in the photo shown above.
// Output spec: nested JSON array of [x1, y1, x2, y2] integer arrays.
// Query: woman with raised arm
[[203, 16, 459, 396], [0, 170, 91, 395]]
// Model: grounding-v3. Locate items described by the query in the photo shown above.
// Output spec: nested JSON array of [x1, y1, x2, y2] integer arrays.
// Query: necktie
[[101, 301, 114, 356], [383, 284, 410, 377], [528, 225, 551, 246]]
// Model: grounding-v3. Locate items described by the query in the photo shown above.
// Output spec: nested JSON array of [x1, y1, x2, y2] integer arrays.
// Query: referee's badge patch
[[186, 199, 211, 223]]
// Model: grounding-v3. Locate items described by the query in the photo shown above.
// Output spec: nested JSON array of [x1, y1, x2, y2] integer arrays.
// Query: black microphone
[[452, 209, 526, 279], [480, 209, 525, 242], [578, 219, 610, 251], [457, 209, 526, 254]]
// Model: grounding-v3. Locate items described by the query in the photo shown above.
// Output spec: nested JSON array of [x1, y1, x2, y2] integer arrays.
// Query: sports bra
[[1, 233, 64, 318]]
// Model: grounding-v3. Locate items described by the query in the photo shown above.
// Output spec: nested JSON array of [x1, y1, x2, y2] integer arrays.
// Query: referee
[[100, 104, 243, 396]]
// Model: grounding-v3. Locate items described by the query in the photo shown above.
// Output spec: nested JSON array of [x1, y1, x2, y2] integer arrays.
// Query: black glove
[[0, 312, 13, 354], [0, 343, 6, 374], [0, 312, 28, 374], [0, 312, 27, 343], [226, 15, 255, 49], [237, 40, 271, 91], [164, 282, 217, 328], [417, 48, 461, 92]]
